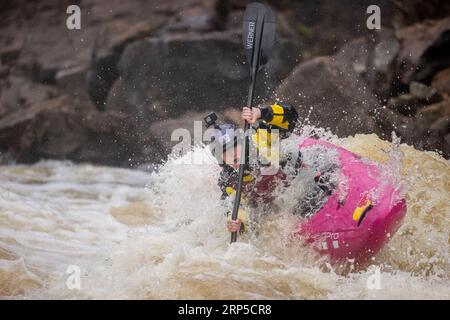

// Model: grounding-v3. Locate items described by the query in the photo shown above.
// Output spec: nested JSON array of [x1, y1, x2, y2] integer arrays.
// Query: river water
[[0, 132, 449, 299]]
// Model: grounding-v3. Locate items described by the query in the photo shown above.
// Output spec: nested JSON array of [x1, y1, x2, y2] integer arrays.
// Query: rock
[[444, 133, 450, 156], [148, 111, 205, 157], [163, 0, 226, 32], [147, 108, 241, 159], [0, 76, 59, 117], [417, 100, 450, 120], [86, 0, 238, 110], [332, 37, 371, 75], [392, 0, 450, 28], [0, 97, 73, 151], [275, 56, 381, 137], [104, 77, 170, 161], [222, 108, 241, 125], [108, 31, 300, 120], [364, 29, 401, 97], [31, 61, 58, 84], [2, 0, 449, 163], [87, 20, 161, 109], [0, 37, 23, 65], [426, 115, 450, 158], [431, 67, 450, 97], [372, 31, 401, 74], [0, 63, 10, 78], [371, 106, 417, 140], [27, 103, 88, 158], [94, 20, 162, 63], [396, 17, 450, 84], [387, 94, 423, 116], [74, 110, 152, 167], [104, 78, 135, 115], [374, 99, 450, 158], [429, 116, 450, 133], [0, 95, 155, 166], [54, 65, 93, 109], [409, 81, 440, 103]]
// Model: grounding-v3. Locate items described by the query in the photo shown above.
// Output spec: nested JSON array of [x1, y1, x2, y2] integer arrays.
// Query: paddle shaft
[[230, 14, 265, 243]]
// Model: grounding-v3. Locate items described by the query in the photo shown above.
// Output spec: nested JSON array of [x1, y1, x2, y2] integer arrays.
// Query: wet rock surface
[[1, 0, 449, 166], [275, 55, 381, 137], [396, 17, 450, 84], [109, 31, 299, 117], [274, 15, 450, 158]]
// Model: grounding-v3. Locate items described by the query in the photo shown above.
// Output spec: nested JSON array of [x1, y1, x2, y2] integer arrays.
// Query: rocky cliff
[[0, 0, 449, 167]]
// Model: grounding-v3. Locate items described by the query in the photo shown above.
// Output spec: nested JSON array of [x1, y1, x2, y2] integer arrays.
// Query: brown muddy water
[[0, 132, 449, 299]]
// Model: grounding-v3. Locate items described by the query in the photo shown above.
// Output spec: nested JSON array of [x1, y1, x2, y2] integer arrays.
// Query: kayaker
[[204, 102, 301, 234]]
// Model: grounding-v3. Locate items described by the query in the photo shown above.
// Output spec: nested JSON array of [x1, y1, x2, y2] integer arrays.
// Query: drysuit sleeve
[[218, 167, 236, 200], [218, 165, 255, 200], [259, 103, 298, 133], [218, 165, 256, 233]]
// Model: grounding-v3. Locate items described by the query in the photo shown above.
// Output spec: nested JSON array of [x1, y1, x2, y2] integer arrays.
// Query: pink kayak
[[292, 138, 407, 264]]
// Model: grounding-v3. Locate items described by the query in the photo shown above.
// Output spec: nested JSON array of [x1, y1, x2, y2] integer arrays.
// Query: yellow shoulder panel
[[268, 104, 288, 129]]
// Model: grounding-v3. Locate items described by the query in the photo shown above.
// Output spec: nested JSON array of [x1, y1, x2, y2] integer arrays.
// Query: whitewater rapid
[[0, 133, 449, 299]]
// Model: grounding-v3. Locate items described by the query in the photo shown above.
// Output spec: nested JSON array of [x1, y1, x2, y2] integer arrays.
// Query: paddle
[[230, 2, 276, 243]]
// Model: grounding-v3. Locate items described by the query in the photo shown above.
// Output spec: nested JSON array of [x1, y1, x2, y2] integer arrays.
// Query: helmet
[[209, 123, 242, 162], [203, 113, 242, 164]]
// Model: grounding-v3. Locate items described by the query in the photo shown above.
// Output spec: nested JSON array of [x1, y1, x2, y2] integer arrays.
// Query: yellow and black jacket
[[218, 102, 299, 201]]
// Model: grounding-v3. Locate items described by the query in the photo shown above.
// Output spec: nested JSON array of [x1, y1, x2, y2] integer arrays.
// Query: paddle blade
[[242, 2, 276, 68]]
